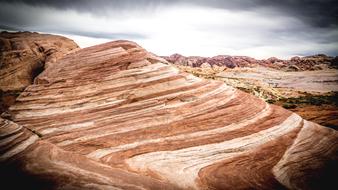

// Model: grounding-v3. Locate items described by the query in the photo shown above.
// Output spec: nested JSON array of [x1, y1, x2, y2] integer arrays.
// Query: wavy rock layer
[[2, 40, 338, 189], [0, 118, 178, 190]]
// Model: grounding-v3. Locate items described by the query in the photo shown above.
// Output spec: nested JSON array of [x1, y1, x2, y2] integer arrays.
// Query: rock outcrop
[[0, 31, 79, 113], [163, 53, 337, 71], [0, 31, 79, 91], [1, 40, 337, 189]]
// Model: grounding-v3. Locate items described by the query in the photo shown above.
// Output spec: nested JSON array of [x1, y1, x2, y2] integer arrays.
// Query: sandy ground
[[217, 67, 338, 95], [175, 65, 338, 129]]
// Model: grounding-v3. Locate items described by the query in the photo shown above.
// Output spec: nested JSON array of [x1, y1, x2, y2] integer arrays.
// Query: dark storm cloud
[[257, 0, 338, 28], [0, 25, 20, 31], [0, 0, 337, 57], [0, 24, 146, 40], [0, 1, 147, 40], [197, 0, 338, 28], [1, 0, 337, 28], [52, 30, 147, 40]]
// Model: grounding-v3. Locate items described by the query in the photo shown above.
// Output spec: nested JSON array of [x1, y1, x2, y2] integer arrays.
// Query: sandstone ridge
[[1, 40, 337, 190]]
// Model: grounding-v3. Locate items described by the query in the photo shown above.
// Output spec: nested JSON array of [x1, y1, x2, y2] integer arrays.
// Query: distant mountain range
[[163, 53, 338, 71]]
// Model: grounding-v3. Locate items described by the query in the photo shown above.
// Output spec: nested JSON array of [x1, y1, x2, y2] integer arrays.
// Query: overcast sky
[[0, 0, 337, 59]]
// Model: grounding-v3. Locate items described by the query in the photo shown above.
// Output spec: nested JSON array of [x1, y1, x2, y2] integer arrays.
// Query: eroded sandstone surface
[[0, 118, 178, 190], [0, 31, 79, 113], [1, 40, 337, 190]]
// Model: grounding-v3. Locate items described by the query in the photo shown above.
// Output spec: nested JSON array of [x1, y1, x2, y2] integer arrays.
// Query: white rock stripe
[[40, 122, 95, 135], [15, 63, 174, 102], [87, 103, 271, 160], [0, 120, 23, 137], [125, 113, 303, 189], [52, 160, 123, 189], [0, 132, 24, 146], [38, 81, 220, 135], [56, 84, 235, 146], [36, 75, 208, 130], [18, 63, 170, 100], [0, 135, 39, 162], [11, 64, 172, 107], [12, 66, 181, 118]]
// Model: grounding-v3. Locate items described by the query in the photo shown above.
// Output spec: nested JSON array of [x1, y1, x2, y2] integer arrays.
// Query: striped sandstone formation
[[0, 118, 178, 190], [1, 40, 337, 189]]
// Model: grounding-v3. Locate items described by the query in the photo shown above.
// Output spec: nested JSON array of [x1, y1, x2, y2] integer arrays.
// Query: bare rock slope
[[1, 40, 337, 190], [0, 117, 178, 190], [0, 31, 79, 91], [0, 31, 79, 112]]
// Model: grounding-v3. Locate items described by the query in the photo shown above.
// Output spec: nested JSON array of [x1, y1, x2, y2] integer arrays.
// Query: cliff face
[[1, 40, 337, 190], [0, 31, 79, 113]]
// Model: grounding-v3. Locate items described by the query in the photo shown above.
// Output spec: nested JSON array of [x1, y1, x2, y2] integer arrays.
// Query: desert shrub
[[280, 92, 338, 107], [282, 103, 297, 109], [266, 99, 276, 104]]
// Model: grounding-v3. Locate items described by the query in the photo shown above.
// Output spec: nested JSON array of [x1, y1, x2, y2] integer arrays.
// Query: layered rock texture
[[1, 40, 337, 190], [0, 118, 178, 190], [0, 31, 79, 113]]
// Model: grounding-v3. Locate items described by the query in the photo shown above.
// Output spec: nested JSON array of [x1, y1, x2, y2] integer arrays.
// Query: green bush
[[280, 92, 338, 106], [266, 99, 276, 104], [282, 103, 297, 109]]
